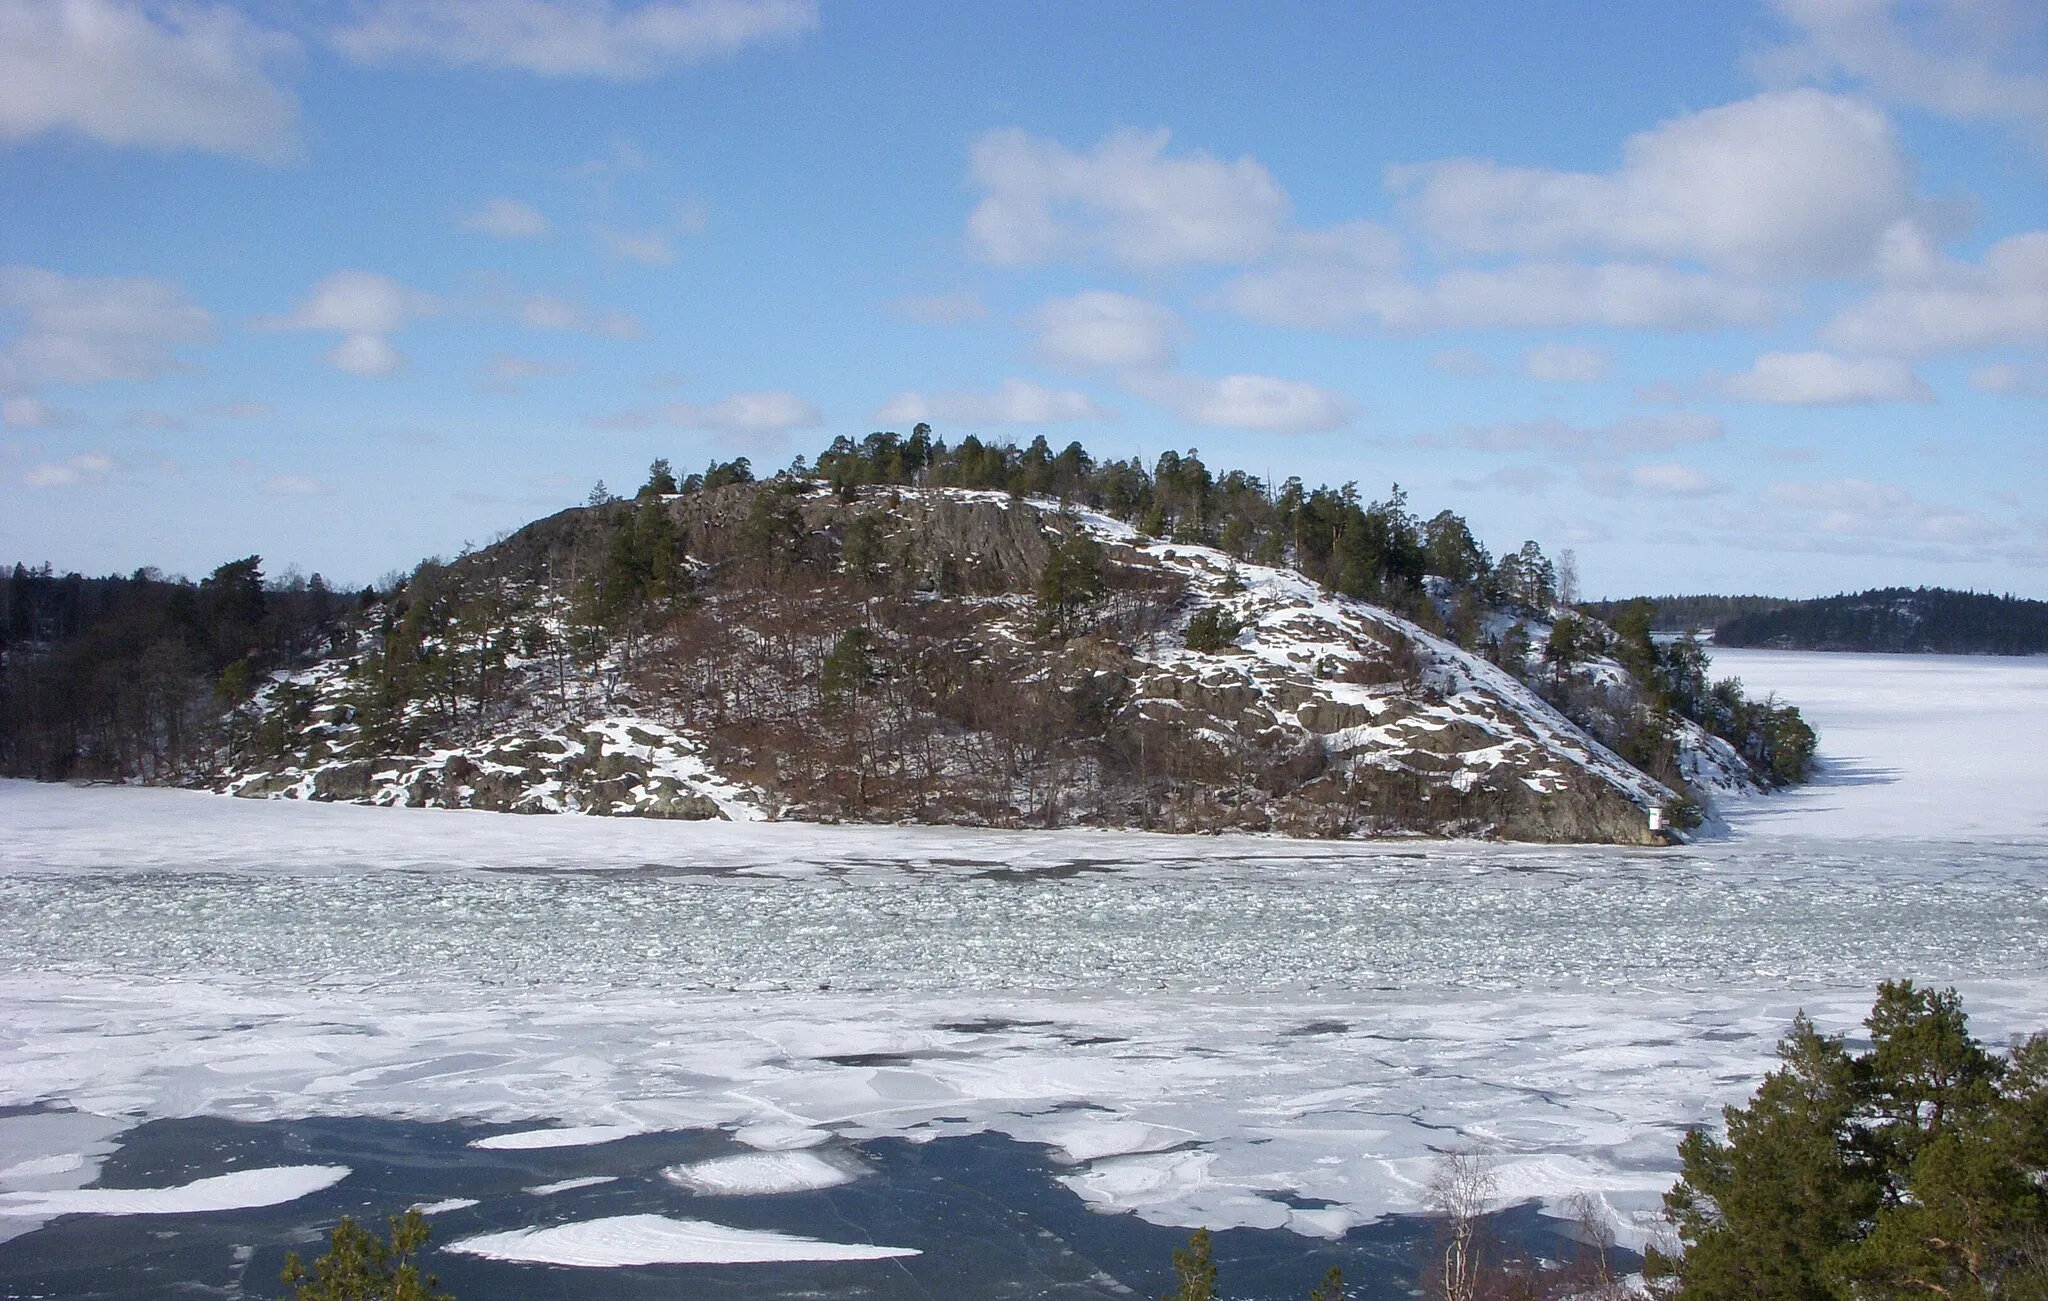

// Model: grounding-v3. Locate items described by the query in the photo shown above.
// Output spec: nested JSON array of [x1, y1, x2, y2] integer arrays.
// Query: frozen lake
[[1, 648, 2044, 1295]]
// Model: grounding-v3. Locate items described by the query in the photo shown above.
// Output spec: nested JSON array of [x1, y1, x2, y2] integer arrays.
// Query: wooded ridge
[[1, 431, 1815, 843]]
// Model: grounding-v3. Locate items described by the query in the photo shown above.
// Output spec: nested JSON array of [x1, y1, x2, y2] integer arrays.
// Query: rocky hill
[[5, 434, 1811, 843], [212, 479, 1764, 845]]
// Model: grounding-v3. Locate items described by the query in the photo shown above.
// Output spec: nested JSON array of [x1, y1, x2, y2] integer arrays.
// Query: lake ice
[[0, 649, 2043, 1280]]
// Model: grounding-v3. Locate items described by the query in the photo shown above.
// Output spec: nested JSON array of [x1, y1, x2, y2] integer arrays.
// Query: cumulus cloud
[[1764, 475, 2006, 544], [330, 0, 816, 78], [516, 293, 640, 337], [0, 265, 212, 392], [1028, 291, 1185, 371], [1624, 463, 1726, 496], [460, 197, 551, 238], [889, 291, 988, 325], [21, 449, 114, 486], [1223, 252, 1776, 331], [1391, 90, 1916, 276], [1449, 464, 1557, 495], [1427, 412, 1725, 461], [1755, 0, 2048, 139], [1522, 343, 1610, 383], [1721, 349, 1931, 403], [663, 389, 819, 434], [1820, 230, 2048, 354], [876, 379, 1109, 426], [480, 353, 573, 390], [1121, 370, 1352, 434], [2, 395, 79, 427], [257, 270, 435, 335], [968, 127, 1289, 268], [324, 333, 399, 376], [1969, 359, 2048, 395], [1428, 347, 1493, 377], [254, 271, 435, 377], [0, 0, 299, 160], [599, 228, 675, 263], [203, 399, 270, 419]]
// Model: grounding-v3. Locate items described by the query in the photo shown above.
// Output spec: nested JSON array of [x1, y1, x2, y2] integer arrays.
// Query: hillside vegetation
[[1, 430, 1814, 843]]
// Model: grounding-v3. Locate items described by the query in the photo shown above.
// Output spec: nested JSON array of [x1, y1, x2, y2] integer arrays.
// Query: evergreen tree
[[1653, 983, 2048, 1300], [281, 1209, 451, 1301]]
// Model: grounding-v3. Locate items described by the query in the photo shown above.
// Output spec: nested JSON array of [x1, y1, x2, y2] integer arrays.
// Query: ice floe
[[443, 1213, 920, 1265], [0, 650, 2043, 1254], [664, 1150, 862, 1196], [0, 1165, 347, 1218], [472, 1124, 647, 1150], [526, 1175, 619, 1195]]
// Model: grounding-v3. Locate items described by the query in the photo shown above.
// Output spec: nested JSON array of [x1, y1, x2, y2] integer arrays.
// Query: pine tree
[[281, 1209, 452, 1301]]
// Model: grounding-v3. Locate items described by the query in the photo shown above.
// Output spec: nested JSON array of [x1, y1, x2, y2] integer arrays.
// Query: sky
[[1, 0, 2044, 598]]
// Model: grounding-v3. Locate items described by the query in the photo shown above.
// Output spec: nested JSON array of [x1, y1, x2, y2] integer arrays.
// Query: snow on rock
[[207, 487, 1740, 843]]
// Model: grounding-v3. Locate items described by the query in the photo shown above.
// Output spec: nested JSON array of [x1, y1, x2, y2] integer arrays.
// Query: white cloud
[[460, 197, 551, 238], [516, 293, 640, 337], [203, 399, 270, 419], [1756, 0, 2048, 138], [1027, 291, 1184, 371], [1969, 359, 2048, 395], [1449, 464, 1557, 495], [257, 270, 436, 335], [2, 395, 78, 427], [21, 449, 114, 486], [1764, 475, 2005, 543], [1522, 343, 1610, 383], [326, 333, 402, 376], [968, 127, 1289, 268], [1122, 370, 1353, 434], [664, 389, 819, 434], [599, 228, 675, 263], [0, 265, 212, 391], [1223, 253, 1776, 331], [481, 353, 573, 389], [0, 0, 298, 160], [1721, 350, 1931, 403], [330, 0, 817, 78], [1429, 412, 1725, 461], [889, 292, 988, 325], [876, 379, 1109, 426], [127, 406, 184, 429], [1428, 347, 1492, 377], [1627, 463, 1725, 496], [260, 472, 320, 495], [255, 271, 434, 377], [1391, 90, 1916, 276], [1820, 230, 2048, 354]]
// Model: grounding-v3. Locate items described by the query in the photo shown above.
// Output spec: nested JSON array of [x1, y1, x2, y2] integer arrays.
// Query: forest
[[1713, 587, 2048, 655]]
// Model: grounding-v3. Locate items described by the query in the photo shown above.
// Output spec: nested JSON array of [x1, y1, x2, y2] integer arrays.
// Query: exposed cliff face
[[216, 483, 1713, 844]]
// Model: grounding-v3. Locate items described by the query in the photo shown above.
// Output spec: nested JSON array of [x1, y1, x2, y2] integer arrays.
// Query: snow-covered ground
[[0, 650, 2043, 1262], [1711, 647, 2048, 841]]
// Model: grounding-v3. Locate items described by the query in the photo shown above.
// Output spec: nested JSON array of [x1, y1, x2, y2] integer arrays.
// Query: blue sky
[[2, 0, 2044, 597]]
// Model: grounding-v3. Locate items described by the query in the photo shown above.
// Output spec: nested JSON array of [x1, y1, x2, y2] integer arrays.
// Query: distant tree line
[[1714, 587, 2048, 655], [1584, 588, 2047, 655], [1579, 595, 1796, 633], [0, 560, 357, 779]]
